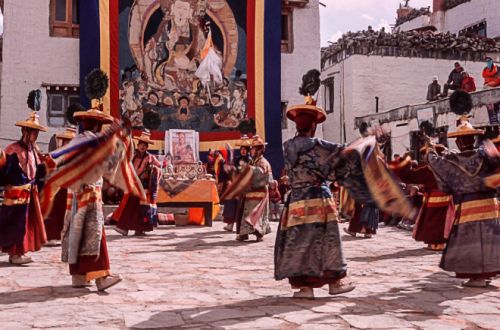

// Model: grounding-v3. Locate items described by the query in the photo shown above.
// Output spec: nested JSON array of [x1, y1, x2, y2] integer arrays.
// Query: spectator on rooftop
[[482, 57, 500, 88], [426, 76, 441, 102], [442, 62, 464, 97], [461, 72, 476, 93]]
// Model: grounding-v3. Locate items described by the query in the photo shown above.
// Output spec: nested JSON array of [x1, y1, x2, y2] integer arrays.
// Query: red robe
[[0, 142, 46, 255], [390, 157, 454, 244], [44, 189, 67, 241], [111, 152, 160, 232]]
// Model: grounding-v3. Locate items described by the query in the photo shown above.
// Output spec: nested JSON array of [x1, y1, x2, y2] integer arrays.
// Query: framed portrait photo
[[169, 129, 198, 164]]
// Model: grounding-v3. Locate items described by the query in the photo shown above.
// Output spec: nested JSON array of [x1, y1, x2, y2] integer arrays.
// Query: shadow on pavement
[[0, 286, 93, 305], [130, 296, 329, 329], [131, 272, 496, 328], [348, 247, 438, 262], [336, 272, 495, 322], [128, 238, 247, 254]]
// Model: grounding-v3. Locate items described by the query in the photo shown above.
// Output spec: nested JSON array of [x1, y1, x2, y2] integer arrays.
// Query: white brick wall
[[443, 0, 500, 38], [394, 1, 500, 38], [0, 0, 79, 150], [281, 0, 321, 143], [321, 55, 486, 144], [396, 14, 431, 32]]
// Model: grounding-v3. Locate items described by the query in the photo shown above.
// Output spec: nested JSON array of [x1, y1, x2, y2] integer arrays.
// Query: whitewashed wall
[[0, 0, 79, 150], [443, 0, 500, 38], [396, 14, 431, 32], [322, 55, 486, 144], [281, 0, 321, 143]]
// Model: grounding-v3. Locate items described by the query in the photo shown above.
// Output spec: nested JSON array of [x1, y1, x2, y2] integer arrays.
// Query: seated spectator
[[426, 76, 441, 101], [461, 72, 476, 93], [442, 62, 464, 96], [482, 57, 500, 88]]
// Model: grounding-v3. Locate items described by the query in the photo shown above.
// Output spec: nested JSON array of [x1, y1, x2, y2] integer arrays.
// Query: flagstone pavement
[[0, 221, 499, 330]]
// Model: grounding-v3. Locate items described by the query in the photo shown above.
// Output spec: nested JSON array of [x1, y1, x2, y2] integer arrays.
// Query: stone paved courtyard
[[0, 221, 499, 330]]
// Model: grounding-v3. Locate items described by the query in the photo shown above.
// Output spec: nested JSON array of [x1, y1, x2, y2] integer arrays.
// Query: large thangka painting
[[80, 0, 281, 172], [119, 0, 253, 134]]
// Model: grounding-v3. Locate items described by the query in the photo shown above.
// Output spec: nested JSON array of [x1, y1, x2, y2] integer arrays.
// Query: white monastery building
[[320, 0, 500, 153], [0, 0, 80, 149], [280, 0, 321, 142]]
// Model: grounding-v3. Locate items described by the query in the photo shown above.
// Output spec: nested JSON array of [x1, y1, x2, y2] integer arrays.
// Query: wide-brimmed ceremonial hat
[[75, 69, 114, 124], [286, 102, 327, 124], [251, 135, 267, 147], [15, 112, 48, 132], [73, 107, 114, 124], [419, 143, 446, 154], [236, 134, 252, 147], [56, 126, 77, 140], [287, 69, 326, 124], [134, 131, 154, 145], [448, 120, 484, 138]]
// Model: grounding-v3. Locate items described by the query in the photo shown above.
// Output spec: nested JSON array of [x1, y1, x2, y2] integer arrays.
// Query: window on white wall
[[281, 101, 288, 129], [323, 78, 334, 114], [46, 86, 80, 127], [281, 8, 293, 53], [460, 21, 487, 38], [50, 0, 80, 38]]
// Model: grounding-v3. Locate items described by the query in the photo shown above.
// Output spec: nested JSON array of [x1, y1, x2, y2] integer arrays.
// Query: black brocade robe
[[274, 137, 385, 282], [427, 148, 500, 277]]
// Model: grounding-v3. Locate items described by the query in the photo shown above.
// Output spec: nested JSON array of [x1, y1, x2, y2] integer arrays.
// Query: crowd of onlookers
[[426, 57, 500, 102], [321, 28, 500, 69]]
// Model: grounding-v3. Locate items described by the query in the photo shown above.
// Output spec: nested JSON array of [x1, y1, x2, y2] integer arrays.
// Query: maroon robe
[[111, 152, 160, 232], [44, 189, 67, 241], [390, 158, 454, 245]]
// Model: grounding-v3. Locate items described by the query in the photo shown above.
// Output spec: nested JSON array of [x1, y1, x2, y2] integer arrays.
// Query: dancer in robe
[[41, 69, 146, 291], [0, 90, 47, 264], [389, 146, 454, 251], [425, 94, 500, 287], [235, 136, 273, 241], [44, 127, 76, 246], [113, 131, 161, 237], [343, 203, 378, 238], [274, 69, 414, 299], [222, 135, 252, 232], [221, 136, 273, 242]]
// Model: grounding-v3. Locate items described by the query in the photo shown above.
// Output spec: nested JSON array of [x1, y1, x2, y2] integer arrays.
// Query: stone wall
[[0, 0, 79, 150]]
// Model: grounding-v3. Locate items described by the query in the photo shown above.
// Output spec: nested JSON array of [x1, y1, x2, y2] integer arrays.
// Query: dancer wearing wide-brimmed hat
[[274, 69, 413, 299], [425, 91, 500, 288], [112, 131, 161, 237], [222, 135, 252, 232], [220, 135, 273, 242], [41, 69, 146, 291], [44, 126, 77, 246], [0, 90, 48, 265]]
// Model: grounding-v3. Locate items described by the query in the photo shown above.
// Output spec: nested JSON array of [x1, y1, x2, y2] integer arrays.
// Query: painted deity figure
[[154, 0, 207, 92]]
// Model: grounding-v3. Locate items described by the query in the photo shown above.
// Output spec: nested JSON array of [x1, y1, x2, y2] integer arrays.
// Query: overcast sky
[[320, 0, 432, 46]]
